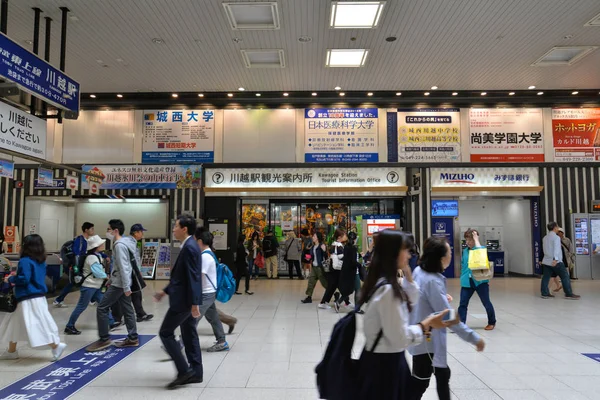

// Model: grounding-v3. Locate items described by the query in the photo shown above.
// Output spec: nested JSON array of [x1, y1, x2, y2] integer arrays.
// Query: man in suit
[[155, 215, 203, 389]]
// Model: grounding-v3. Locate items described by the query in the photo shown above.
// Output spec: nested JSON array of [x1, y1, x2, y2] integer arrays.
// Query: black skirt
[[358, 350, 411, 400]]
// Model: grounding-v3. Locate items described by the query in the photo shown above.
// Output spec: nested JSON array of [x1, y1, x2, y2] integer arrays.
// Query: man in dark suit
[[155, 215, 203, 389]]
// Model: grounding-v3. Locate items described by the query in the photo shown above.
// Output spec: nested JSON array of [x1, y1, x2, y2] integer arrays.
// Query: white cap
[[87, 235, 106, 249]]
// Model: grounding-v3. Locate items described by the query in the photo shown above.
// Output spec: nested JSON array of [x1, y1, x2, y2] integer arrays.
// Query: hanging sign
[[0, 159, 14, 179], [469, 108, 544, 162], [142, 110, 215, 163], [0, 101, 47, 159], [81, 164, 202, 190], [0, 32, 80, 112], [430, 167, 540, 187], [397, 108, 461, 162], [304, 108, 378, 162], [552, 108, 600, 162], [34, 178, 65, 189]]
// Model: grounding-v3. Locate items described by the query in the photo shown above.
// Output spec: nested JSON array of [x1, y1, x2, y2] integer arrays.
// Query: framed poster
[[140, 242, 159, 279], [552, 108, 600, 162], [155, 243, 172, 280]]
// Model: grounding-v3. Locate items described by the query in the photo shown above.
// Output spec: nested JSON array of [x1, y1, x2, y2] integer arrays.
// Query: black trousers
[[321, 270, 340, 304], [287, 260, 302, 279], [112, 291, 147, 320], [235, 264, 250, 292], [409, 354, 451, 400], [159, 308, 203, 378]]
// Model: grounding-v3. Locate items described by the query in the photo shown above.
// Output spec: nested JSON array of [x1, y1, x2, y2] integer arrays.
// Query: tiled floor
[[1, 277, 600, 399]]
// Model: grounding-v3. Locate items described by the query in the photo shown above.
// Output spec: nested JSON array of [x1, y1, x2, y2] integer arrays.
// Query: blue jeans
[[56, 282, 74, 303], [248, 259, 258, 277], [67, 286, 113, 328], [541, 263, 573, 296], [458, 279, 496, 326]]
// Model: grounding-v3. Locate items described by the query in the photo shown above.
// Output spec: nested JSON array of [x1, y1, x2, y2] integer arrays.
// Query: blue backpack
[[203, 250, 236, 303]]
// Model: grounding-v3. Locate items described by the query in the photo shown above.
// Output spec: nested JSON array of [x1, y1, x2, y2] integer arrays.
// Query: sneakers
[[207, 341, 229, 353], [114, 338, 139, 348], [86, 339, 112, 353], [53, 300, 66, 308], [541, 294, 555, 299], [64, 326, 82, 335], [109, 322, 123, 331], [301, 296, 312, 304], [52, 343, 67, 361], [89, 301, 98, 306], [0, 350, 19, 360], [566, 294, 581, 300], [318, 303, 331, 310]]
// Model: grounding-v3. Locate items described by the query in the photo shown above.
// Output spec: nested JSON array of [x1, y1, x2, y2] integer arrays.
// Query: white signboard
[[397, 108, 461, 162], [304, 108, 378, 162], [142, 109, 215, 163], [205, 167, 406, 189], [430, 167, 539, 187], [210, 223, 228, 251], [469, 108, 544, 162], [0, 101, 46, 159]]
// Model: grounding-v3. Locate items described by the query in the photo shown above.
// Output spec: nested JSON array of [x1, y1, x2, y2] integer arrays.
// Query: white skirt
[[0, 297, 60, 348]]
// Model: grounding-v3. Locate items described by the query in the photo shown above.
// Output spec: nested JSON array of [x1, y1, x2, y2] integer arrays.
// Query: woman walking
[[0, 234, 67, 360], [284, 231, 303, 280], [235, 234, 253, 295], [301, 232, 328, 304], [319, 229, 346, 310], [247, 231, 262, 280]]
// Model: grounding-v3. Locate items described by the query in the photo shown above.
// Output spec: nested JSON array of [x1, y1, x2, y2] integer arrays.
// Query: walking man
[[156, 215, 204, 389], [126, 223, 153, 322], [541, 222, 580, 300]]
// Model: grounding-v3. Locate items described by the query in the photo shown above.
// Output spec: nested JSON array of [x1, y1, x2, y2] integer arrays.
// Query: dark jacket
[[262, 235, 279, 258], [164, 236, 203, 312], [9, 257, 47, 302], [339, 244, 359, 295], [312, 243, 327, 267], [235, 245, 248, 271]]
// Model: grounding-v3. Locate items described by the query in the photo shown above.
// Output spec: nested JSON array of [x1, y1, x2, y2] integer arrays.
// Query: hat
[[87, 235, 106, 249], [130, 223, 147, 234], [558, 227, 565, 233]]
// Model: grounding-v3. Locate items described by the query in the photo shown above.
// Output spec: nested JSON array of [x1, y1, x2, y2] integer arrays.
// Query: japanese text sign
[[430, 167, 540, 187], [81, 164, 201, 189], [304, 108, 379, 162], [469, 108, 544, 162], [0, 101, 46, 159], [552, 108, 600, 162], [0, 32, 80, 112]]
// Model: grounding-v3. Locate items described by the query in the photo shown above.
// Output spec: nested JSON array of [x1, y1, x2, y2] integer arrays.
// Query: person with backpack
[[262, 229, 280, 279], [54, 222, 95, 308], [125, 223, 153, 323], [301, 231, 328, 304], [319, 229, 346, 310], [333, 231, 361, 312], [86, 219, 139, 352], [64, 235, 110, 335], [284, 231, 303, 279]]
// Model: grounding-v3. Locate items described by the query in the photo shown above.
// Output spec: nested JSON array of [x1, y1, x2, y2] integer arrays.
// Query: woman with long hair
[[358, 230, 450, 399], [235, 234, 253, 295], [247, 231, 262, 280], [409, 236, 485, 400], [301, 232, 329, 303], [0, 234, 67, 360], [319, 229, 346, 310]]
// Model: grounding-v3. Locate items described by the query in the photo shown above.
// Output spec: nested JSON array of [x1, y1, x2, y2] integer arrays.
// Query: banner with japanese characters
[[142, 110, 215, 163], [469, 108, 544, 162], [0, 101, 46, 159], [304, 108, 378, 162], [552, 108, 600, 162], [81, 165, 201, 190], [397, 108, 461, 162]]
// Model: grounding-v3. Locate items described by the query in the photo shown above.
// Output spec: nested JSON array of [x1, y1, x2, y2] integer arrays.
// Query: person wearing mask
[[300, 232, 328, 304], [262, 229, 280, 279], [235, 234, 253, 295], [333, 231, 360, 312], [155, 215, 203, 389], [558, 227, 576, 280], [319, 229, 346, 310], [458, 229, 497, 330], [409, 236, 485, 400], [64, 235, 110, 335], [541, 222, 580, 300], [0, 235, 67, 360], [301, 228, 312, 278], [358, 230, 451, 399], [125, 223, 153, 322], [54, 221, 95, 308], [284, 231, 303, 280], [247, 231, 262, 280], [86, 219, 139, 352]]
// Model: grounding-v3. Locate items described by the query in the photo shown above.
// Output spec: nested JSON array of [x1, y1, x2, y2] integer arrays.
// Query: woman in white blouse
[[359, 230, 450, 399]]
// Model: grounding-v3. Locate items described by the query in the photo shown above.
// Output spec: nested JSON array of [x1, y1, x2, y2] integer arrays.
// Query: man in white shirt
[[541, 222, 580, 300]]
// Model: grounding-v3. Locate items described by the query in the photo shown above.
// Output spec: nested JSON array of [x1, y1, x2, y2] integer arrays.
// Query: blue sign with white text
[[432, 217, 455, 278], [431, 200, 459, 217], [34, 178, 66, 189], [142, 151, 214, 163], [0, 33, 80, 112], [0, 335, 154, 399]]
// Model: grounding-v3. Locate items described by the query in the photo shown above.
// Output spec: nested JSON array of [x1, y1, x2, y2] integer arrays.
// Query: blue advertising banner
[[304, 108, 379, 162], [82, 164, 202, 190], [0, 159, 14, 179], [432, 217, 456, 278], [34, 178, 66, 189], [531, 197, 542, 275], [0, 335, 154, 399], [431, 200, 459, 217], [0, 33, 80, 112], [38, 167, 53, 186]]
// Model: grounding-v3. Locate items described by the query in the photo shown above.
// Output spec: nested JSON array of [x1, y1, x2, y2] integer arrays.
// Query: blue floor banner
[[582, 353, 600, 363], [0, 335, 155, 400]]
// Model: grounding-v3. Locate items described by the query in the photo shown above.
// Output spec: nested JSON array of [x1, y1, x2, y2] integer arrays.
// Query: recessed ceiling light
[[152, 38, 164, 44], [572, 91, 579, 95], [452, 92, 458, 96], [431, 86, 438, 90], [116, 94, 123, 98], [238, 87, 245, 91], [509, 92, 515, 96], [339, 92, 345, 96], [481, 92, 487, 96], [537, 91, 544, 95], [335, 86, 342, 91], [256, 93, 261, 96], [424, 92, 430, 96], [528, 85, 536, 89], [89, 94, 96, 98], [171, 93, 178, 98], [312, 92, 317, 96], [227, 93, 233, 97], [395, 92, 401, 96], [326, 49, 369, 67], [367, 92, 373, 96], [198, 93, 204, 97], [330, 1, 386, 29], [283, 92, 289, 96]]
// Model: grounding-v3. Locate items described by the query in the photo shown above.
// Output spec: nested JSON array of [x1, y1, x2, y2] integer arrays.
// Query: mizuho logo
[[440, 173, 475, 184]]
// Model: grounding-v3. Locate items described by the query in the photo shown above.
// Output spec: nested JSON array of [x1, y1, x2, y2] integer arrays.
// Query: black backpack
[[60, 240, 75, 271]]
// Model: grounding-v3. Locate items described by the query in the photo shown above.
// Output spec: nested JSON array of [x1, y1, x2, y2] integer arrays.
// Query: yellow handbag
[[467, 248, 493, 281]]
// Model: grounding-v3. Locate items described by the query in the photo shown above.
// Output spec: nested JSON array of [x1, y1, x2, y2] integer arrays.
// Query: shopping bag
[[254, 254, 265, 269], [467, 248, 493, 281]]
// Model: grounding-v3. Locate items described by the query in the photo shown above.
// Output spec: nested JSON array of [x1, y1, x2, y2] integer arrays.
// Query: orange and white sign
[[4, 226, 20, 254]]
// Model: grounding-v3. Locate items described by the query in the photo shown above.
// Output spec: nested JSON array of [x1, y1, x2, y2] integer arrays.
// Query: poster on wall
[[140, 242, 159, 279], [0, 159, 14, 179], [304, 108, 378, 162], [210, 221, 228, 251], [38, 167, 53, 186], [155, 243, 171, 280], [0, 101, 47, 159], [552, 108, 600, 162], [142, 109, 215, 163], [469, 108, 544, 162], [81, 164, 201, 190], [397, 108, 461, 162]]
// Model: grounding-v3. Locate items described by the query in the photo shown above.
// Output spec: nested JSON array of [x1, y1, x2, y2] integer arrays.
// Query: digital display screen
[[431, 200, 459, 217]]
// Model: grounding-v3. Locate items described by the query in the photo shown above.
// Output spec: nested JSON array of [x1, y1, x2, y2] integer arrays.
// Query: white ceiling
[[6, 0, 600, 93]]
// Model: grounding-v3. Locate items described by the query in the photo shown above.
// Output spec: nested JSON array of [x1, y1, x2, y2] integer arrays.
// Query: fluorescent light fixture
[[452, 92, 458, 96], [223, 2, 280, 30], [326, 49, 369, 67], [88, 199, 124, 203], [330, 1, 386, 29], [89, 94, 96, 98], [572, 91, 579, 95], [531, 46, 598, 66], [125, 199, 161, 203], [509, 92, 515, 95], [528, 85, 536, 89], [312, 92, 317, 96], [367, 92, 373, 96], [240, 49, 286, 68], [585, 11, 600, 26]]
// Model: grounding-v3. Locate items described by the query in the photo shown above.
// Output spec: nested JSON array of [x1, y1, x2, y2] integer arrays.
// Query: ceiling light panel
[[241, 49, 285, 68], [330, 1, 386, 29], [584, 11, 600, 27], [326, 49, 369, 67], [223, 2, 280, 30], [531, 46, 598, 66]]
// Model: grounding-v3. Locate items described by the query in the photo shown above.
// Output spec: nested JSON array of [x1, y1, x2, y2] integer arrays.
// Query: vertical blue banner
[[387, 112, 398, 162], [531, 197, 542, 275], [431, 217, 456, 278]]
